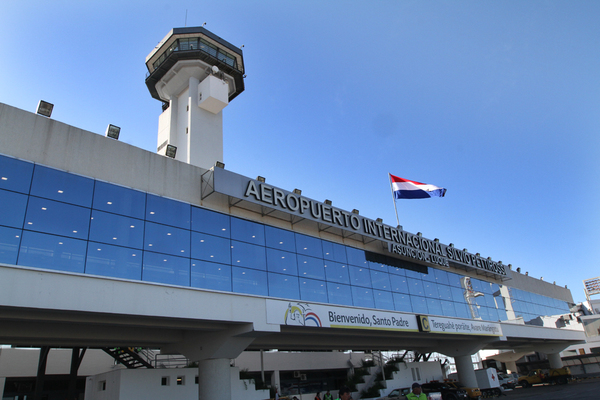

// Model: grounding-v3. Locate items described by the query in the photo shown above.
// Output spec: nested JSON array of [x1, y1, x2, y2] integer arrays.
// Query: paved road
[[502, 378, 600, 400]]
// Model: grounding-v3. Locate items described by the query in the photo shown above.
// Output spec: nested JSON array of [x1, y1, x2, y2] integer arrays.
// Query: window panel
[[370, 268, 392, 291], [191, 207, 230, 238], [265, 226, 295, 252], [423, 281, 439, 298], [231, 217, 265, 245], [447, 272, 463, 287], [352, 286, 375, 308], [487, 306, 499, 321], [497, 307, 508, 321], [24, 197, 90, 240], [268, 272, 300, 300], [231, 240, 266, 271], [146, 194, 190, 229], [30, 165, 94, 207], [390, 274, 410, 294], [450, 286, 467, 304], [0, 226, 21, 264], [191, 232, 231, 265], [18, 231, 86, 273], [438, 285, 453, 301], [349, 266, 372, 288], [433, 268, 449, 285], [324, 261, 349, 284], [0, 155, 34, 194], [266, 248, 297, 276], [405, 269, 427, 279], [411, 296, 429, 314], [393, 293, 413, 313], [142, 252, 190, 286], [374, 290, 395, 311], [387, 264, 407, 276], [93, 181, 146, 219], [427, 298, 443, 316], [299, 278, 328, 303], [454, 302, 471, 319], [144, 221, 190, 256], [322, 241, 347, 263], [297, 255, 325, 280], [407, 277, 425, 297], [85, 242, 142, 280], [346, 247, 367, 268], [295, 233, 323, 258], [89, 210, 144, 249], [0, 189, 27, 228], [191, 260, 231, 292], [232, 267, 268, 296], [327, 282, 353, 306], [441, 300, 457, 317]]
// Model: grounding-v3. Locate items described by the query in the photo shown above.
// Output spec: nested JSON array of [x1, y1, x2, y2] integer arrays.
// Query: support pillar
[[547, 352, 563, 369], [505, 360, 518, 374], [198, 358, 233, 400], [34, 346, 50, 400], [454, 354, 478, 389]]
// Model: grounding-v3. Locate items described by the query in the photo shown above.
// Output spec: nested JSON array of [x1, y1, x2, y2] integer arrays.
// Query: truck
[[448, 368, 501, 398], [517, 367, 571, 387]]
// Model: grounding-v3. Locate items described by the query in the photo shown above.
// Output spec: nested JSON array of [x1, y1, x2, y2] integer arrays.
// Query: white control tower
[[145, 27, 245, 169]]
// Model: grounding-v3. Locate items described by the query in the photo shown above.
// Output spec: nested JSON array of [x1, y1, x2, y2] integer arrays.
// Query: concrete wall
[[507, 270, 573, 303], [234, 350, 363, 372], [379, 361, 443, 398]]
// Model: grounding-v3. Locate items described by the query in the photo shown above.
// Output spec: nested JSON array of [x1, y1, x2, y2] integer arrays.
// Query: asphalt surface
[[501, 378, 600, 400]]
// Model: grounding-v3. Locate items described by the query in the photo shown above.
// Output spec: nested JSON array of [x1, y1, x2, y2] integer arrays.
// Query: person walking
[[335, 386, 352, 400], [406, 383, 427, 400], [315, 392, 322, 400], [323, 390, 333, 400]]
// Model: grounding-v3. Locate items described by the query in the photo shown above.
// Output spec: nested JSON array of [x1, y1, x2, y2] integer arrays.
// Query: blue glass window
[[349, 266, 372, 288], [265, 226, 295, 252], [0, 226, 21, 264], [299, 278, 328, 303], [295, 233, 323, 258], [390, 274, 409, 294], [433, 268, 449, 285], [30, 165, 94, 207], [393, 293, 412, 313], [89, 210, 144, 249], [422, 270, 437, 282], [191, 260, 231, 292], [427, 298, 443, 316], [387, 264, 407, 276], [93, 181, 146, 219], [487, 307, 499, 321], [322, 241, 347, 263], [232, 267, 268, 296], [144, 221, 190, 256], [374, 290, 395, 311], [438, 285, 453, 301], [450, 287, 467, 304], [497, 307, 508, 321], [142, 252, 190, 286], [297, 255, 325, 280], [192, 207, 230, 238], [441, 300, 457, 317], [454, 302, 471, 319], [146, 194, 190, 229], [18, 231, 86, 273], [405, 269, 426, 279], [191, 232, 231, 265], [478, 306, 490, 321], [407, 277, 425, 296], [346, 247, 366, 267], [231, 240, 266, 270], [423, 281, 439, 298], [0, 155, 34, 194], [411, 296, 429, 314], [371, 268, 392, 291], [327, 282, 353, 307], [352, 286, 375, 308], [268, 272, 300, 299], [447, 272, 463, 287], [231, 217, 265, 245], [324, 261, 349, 284], [85, 242, 142, 280], [0, 189, 27, 228], [266, 248, 297, 276], [24, 197, 90, 240]]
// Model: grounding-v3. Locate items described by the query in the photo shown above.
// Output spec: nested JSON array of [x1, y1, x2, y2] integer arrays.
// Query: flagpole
[[389, 173, 400, 227]]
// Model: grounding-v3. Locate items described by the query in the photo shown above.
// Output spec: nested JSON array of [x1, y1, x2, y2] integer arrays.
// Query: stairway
[[102, 347, 154, 369]]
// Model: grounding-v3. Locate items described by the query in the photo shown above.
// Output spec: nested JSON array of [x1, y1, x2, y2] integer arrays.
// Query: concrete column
[[454, 354, 478, 388], [271, 371, 281, 397], [0, 377, 5, 399], [505, 360, 518, 374], [547, 352, 563, 369], [198, 358, 232, 400]]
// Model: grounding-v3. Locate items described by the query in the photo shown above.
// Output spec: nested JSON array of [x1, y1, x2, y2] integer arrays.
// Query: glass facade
[[0, 154, 571, 322]]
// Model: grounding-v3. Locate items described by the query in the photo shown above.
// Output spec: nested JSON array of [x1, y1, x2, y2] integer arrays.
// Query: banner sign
[[206, 168, 507, 276], [266, 300, 503, 337]]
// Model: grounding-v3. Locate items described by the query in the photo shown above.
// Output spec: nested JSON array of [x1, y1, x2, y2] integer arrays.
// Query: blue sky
[[0, 1, 598, 303]]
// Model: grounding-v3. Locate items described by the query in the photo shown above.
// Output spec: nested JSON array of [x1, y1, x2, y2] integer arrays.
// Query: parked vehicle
[[497, 372, 515, 389], [378, 387, 442, 400], [445, 380, 481, 400], [421, 381, 468, 400], [517, 367, 571, 387], [449, 368, 501, 398]]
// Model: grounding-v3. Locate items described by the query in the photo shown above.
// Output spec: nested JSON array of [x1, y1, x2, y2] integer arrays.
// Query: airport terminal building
[[0, 27, 585, 400]]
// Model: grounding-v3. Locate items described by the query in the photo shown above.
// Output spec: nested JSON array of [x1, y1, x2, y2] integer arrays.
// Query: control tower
[[145, 27, 245, 169]]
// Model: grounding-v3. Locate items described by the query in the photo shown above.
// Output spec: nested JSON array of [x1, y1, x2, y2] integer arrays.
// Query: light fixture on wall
[[165, 144, 177, 158], [36, 100, 54, 117], [257, 176, 265, 183], [105, 124, 121, 140], [215, 161, 225, 169], [293, 189, 302, 195]]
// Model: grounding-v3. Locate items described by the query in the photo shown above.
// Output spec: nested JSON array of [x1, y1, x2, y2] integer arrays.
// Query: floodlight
[[166, 144, 177, 158], [324, 200, 332, 205], [105, 124, 121, 140], [293, 189, 302, 195], [215, 161, 225, 169], [376, 218, 383, 223], [257, 176, 265, 183], [36, 100, 54, 117], [352, 209, 359, 214]]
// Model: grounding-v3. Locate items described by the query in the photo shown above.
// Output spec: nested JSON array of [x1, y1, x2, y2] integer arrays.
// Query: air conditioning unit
[[293, 371, 301, 378]]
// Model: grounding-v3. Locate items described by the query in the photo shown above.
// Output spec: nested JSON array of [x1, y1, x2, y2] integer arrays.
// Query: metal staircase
[[102, 347, 155, 369]]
